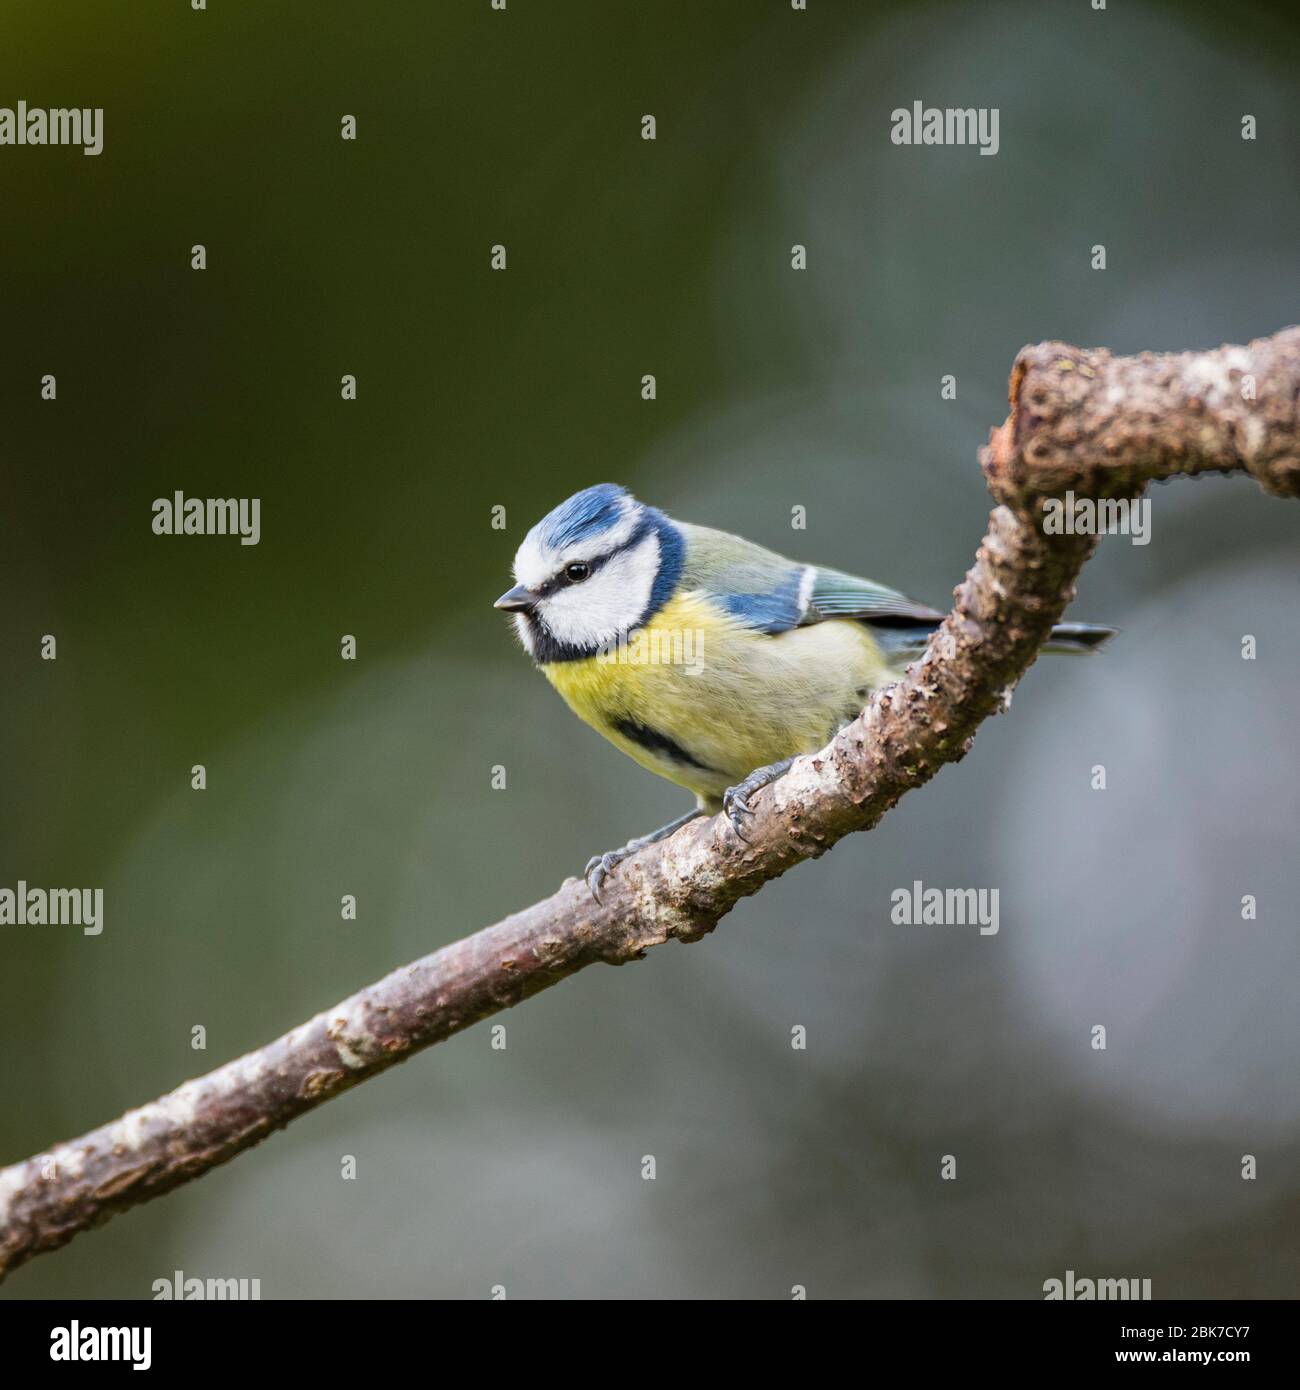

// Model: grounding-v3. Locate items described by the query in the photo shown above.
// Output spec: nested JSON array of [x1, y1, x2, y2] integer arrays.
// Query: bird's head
[[495, 484, 682, 662]]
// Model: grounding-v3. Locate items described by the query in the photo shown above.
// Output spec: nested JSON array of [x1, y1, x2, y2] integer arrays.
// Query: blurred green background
[[2, 0, 1298, 1299]]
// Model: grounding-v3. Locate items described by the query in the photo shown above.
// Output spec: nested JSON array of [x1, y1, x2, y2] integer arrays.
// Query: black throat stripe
[[612, 717, 715, 773]]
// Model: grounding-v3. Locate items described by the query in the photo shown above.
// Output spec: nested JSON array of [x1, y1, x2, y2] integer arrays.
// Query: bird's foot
[[721, 756, 799, 840], [584, 846, 634, 904], [582, 808, 708, 902]]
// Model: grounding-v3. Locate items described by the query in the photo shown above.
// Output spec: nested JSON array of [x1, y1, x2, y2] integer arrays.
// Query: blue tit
[[496, 484, 1114, 898]]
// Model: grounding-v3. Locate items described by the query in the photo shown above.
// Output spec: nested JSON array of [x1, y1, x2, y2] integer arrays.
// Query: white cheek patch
[[537, 532, 661, 650]]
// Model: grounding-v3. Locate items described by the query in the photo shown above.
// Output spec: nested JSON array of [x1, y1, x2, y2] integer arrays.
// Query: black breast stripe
[[612, 717, 716, 773]]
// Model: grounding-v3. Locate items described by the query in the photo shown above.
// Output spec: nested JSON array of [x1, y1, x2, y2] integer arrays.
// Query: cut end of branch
[[982, 327, 1300, 506]]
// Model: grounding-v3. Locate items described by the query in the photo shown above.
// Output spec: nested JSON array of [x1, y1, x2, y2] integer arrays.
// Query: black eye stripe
[[536, 550, 616, 596]]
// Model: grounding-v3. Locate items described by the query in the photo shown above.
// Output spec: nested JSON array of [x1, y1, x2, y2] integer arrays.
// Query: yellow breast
[[539, 592, 894, 806]]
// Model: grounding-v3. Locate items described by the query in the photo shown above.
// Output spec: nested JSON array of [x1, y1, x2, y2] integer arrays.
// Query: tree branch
[[3, 327, 1296, 1283]]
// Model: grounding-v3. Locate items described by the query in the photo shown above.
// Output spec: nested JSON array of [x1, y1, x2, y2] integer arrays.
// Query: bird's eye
[[564, 562, 591, 583]]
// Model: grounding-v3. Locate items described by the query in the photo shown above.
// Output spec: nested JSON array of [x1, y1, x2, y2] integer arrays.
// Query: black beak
[[494, 584, 536, 613]]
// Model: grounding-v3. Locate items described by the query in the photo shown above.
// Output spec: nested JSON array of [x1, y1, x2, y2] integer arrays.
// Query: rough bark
[[2, 327, 1296, 1283]]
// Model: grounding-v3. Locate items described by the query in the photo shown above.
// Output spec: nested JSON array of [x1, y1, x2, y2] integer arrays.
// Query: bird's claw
[[581, 810, 708, 902], [721, 757, 798, 842], [584, 850, 626, 903], [722, 785, 754, 841]]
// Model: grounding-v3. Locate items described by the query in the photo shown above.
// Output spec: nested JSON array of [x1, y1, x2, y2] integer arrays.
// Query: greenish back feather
[[677, 522, 943, 633]]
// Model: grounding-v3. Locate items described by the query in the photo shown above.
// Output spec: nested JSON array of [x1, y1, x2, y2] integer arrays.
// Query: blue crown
[[537, 484, 634, 552]]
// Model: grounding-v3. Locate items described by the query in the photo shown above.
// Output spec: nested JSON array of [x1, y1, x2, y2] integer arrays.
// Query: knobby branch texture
[[3, 328, 1296, 1282]]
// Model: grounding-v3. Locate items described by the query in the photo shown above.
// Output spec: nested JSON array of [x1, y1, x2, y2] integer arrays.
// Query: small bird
[[496, 484, 1113, 899]]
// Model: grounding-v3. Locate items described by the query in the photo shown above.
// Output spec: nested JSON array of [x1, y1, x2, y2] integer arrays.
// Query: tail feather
[[868, 618, 1117, 660], [1043, 622, 1117, 653]]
